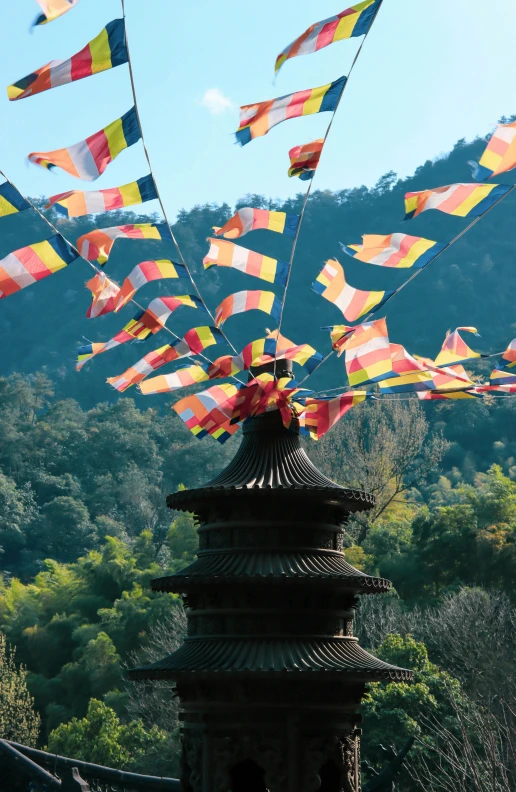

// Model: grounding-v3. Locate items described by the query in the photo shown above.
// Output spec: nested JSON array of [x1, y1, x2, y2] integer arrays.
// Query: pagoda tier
[[129, 411, 412, 792]]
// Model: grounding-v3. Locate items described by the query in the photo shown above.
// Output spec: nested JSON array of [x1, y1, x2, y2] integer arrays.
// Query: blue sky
[[1, 0, 516, 220]]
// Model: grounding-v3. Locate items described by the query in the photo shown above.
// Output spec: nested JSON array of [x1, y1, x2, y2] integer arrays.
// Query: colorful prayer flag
[[9, 19, 127, 101], [313, 259, 394, 322], [76, 295, 205, 369], [489, 368, 516, 386], [214, 208, 299, 240], [46, 175, 157, 218], [471, 122, 516, 180], [203, 238, 288, 286], [206, 354, 245, 380], [139, 363, 209, 395], [323, 324, 357, 355], [288, 139, 324, 180], [300, 391, 368, 440], [214, 290, 282, 327], [417, 390, 483, 401], [114, 259, 189, 311], [340, 233, 446, 269], [434, 327, 482, 368], [173, 383, 241, 443], [236, 76, 346, 146], [0, 181, 30, 217], [0, 235, 77, 299], [340, 319, 393, 386], [33, 0, 79, 27], [106, 326, 224, 392], [500, 338, 516, 370], [275, 0, 381, 74], [404, 183, 511, 220], [86, 272, 120, 318], [28, 107, 141, 181], [77, 223, 172, 266]]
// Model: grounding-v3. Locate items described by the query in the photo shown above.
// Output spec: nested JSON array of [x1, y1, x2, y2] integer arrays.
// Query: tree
[[0, 472, 37, 569], [0, 632, 40, 745], [309, 399, 448, 543], [46, 699, 173, 776]]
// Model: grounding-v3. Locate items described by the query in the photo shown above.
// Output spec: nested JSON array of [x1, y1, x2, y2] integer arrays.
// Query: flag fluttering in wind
[[404, 183, 511, 220], [313, 259, 394, 322], [77, 223, 172, 266], [107, 326, 224, 392], [203, 238, 288, 286], [341, 233, 446, 269], [86, 272, 120, 318], [340, 319, 393, 386], [76, 296, 206, 369], [214, 290, 282, 327], [471, 121, 516, 181], [434, 327, 482, 368], [214, 208, 299, 239], [139, 362, 209, 395], [288, 139, 324, 180], [0, 236, 77, 299], [300, 391, 368, 440], [500, 338, 516, 370], [33, 0, 80, 27], [46, 175, 157, 218], [275, 0, 381, 74], [0, 181, 31, 218], [489, 368, 516, 387], [114, 259, 188, 311], [28, 107, 141, 181], [206, 354, 245, 380], [236, 76, 346, 146], [9, 19, 127, 101], [173, 383, 241, 443], [417, 390, 483, 401]]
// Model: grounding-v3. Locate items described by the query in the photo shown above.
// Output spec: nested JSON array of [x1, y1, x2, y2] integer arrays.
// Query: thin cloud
[[200, 88, 233, 116]]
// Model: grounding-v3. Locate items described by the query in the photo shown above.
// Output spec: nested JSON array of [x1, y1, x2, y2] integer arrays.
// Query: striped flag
[[288, 139, 324, 180], [28, 107, 141, 181], [214, 208, 299, 239], [0, 181, 30, 218], [417, 390, 483, 401], [77, 223, 172, 266], [139, 363, 209, 395], [404, 183, 511, 220], [312, 259, 394, 322], [489, 369, 516, 387], [204, 238, 288, 286], [33, 0, 80, 27], [275, 0, 381, 74], [46, 175, 157, 218], [206, 354, 245, 380], [214, 290, 282, 327], [300, 392, 368, 440], [340, 319, 393, 386], [0, 235, 77, 299], [472, 121, 516, 180], [86, 272, 120, 318], [236, 76, 346, 146], [173, 384, 241, 443], [434, 327, 482, 367], [76, 296, 206, 369], [107, 327, 225, 392], [114, 259, 188, 311], [340, 233, 446, 269], [500, 338, 516, 370], [8, 19, 127, 101]]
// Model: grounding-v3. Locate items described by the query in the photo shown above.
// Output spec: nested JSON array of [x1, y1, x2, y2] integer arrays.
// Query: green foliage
[[362, 635, 467, 781], [0, 632, 40, 746], [46, 699, 172, 775]]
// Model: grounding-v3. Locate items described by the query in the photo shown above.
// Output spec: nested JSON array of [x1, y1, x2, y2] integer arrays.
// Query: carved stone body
[[129, 412, 412, 791]]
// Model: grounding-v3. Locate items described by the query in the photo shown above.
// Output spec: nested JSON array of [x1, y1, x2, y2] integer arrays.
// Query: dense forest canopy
[[2, 130, 516, 791]]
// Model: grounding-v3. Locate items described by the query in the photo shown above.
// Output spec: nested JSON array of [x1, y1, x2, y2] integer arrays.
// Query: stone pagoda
[[129, 364, 412, 792]]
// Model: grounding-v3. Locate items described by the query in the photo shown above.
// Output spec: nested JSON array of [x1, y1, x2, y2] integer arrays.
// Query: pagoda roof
[[152, 550, 391, 592], [128, 636, 413, 681], [167, 413, 375, 514]]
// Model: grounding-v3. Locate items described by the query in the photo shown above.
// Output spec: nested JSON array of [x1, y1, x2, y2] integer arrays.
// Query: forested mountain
[[2, 131, 516, 791]]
